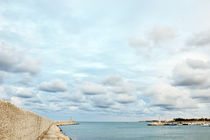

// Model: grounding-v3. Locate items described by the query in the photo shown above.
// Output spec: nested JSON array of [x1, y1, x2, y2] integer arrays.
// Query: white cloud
[[76, 61, 107, 69], [2, 0, 210, 120], [18, 74, 33, 85], [129, 26, 178, 48], [52, 69, 71, 74], [112, 82, 136, 94], [0, 86, 8, 99], [172, 59, 210, 88], [49, 102, 62, 111], [61, 92, 85, 103], [0, 71, 6, 84], [90, 95, 114, 108], [103, 75, 137, 94], [73, 73, 89, 78], [129, 38, 150, 47], [147, 26, 178, 44], [102, 75, 124, 86], [79, 102, 94, 112], [15, 87, 36, 98], [0, 85, 36, 99], [39, 79, 68, 92], [11, 97, 22, 106], [116, 94, 136, 104], [190, 89, 210, 104], [186, 59, 210, 69], [80, 82, 107, 95], [0, 43, 40, 75], [186, 31, 210, 47], [69, 106, 79, 111], [145, 84, 198, 110]]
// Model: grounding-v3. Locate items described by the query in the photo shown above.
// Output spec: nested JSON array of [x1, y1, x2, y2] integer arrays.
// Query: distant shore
[[142, 118, 210, 126], [142, 118, 210, 122]]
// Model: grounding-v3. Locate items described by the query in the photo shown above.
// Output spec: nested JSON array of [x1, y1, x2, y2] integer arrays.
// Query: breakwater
[[0, 100, 71, 140]]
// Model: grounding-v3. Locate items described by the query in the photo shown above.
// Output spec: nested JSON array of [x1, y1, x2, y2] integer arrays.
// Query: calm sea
[[60, 122, 210, 140]]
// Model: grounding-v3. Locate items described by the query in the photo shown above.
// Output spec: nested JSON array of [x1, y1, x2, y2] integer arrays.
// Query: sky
[[1, 0, 210, 121]]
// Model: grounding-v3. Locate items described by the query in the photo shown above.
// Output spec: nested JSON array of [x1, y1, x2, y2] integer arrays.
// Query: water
[[60, 122, 210, 140]]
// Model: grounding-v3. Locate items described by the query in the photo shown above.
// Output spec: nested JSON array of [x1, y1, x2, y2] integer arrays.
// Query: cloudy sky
[[1, 0, 210, 121]]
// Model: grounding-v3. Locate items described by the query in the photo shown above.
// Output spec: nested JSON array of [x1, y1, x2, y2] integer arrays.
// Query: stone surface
[[40, 124, 71, 140], [0, 100, 68, 140]]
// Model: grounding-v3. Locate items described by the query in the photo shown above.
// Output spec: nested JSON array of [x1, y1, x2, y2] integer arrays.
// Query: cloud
[[76, 61, 107, 69], [186, 31, 210, 47], [145, 84, 198, 110], [49, 102, 62, 111], [112, 82, 136, 94], [0, 44, 40, 75], [0, 85, 36, 99], [90, 95, 114, 108], [116, 94, 136, 104], [0, 71, 6, 84], [11, 97, 22, 106], [69, 106, 79, 111], [79, 102, 94, 112], [61, 92, 85, 103], [2, 0, 210, 121], [71, 75, 141, 112], [103, 75, 137, 94], [186, 59, 210, 69], [172, 59, 210, 88], [13, 87, 36, 98], [72, 73, 89, 78], [0, 86, 8, 100], [0, 86, 35, 107], [18, 74, 33, 85], [147, 26, 178, 44], [27, 98, 43, 104], [191, 89, 210, 103], [80, 82, 107, 95], [130, 26, 178, 48], [102, 75, 124, 86], [129, 38, 150, 47], [39, 79, 68, 92], [46, 96, 62, 103], [53, 69, 71, 75]]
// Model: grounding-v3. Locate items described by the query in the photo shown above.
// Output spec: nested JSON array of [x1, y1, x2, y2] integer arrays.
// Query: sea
[[59, 122, 210, 140]]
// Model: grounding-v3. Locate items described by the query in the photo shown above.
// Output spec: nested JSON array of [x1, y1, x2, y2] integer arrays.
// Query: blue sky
[[1, 0, 210, 121]]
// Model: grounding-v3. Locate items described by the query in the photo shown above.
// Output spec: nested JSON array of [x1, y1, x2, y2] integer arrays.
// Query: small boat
[[148, 122, 165, 126], [164, 123, 177, 126], [201, 123, 210, 127], [182, 123, 188, 125]]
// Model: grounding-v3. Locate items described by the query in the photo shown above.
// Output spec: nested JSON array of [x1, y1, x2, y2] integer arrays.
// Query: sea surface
[[60, 122, 210, 140]]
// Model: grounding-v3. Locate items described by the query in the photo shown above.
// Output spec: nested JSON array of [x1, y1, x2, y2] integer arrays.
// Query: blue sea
[[60, 122, 210, 140]]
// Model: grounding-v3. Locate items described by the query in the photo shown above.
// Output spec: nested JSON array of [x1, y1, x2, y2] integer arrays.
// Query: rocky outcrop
[[0, 100, 70, 140]]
